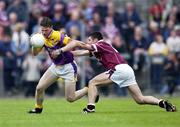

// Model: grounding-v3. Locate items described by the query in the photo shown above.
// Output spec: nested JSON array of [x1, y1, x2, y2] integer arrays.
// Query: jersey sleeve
[[57, 31, 71, 45], [62, 35, 71, 45]]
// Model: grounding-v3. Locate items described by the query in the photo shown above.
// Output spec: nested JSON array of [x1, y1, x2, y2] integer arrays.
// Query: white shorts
[[109, 64, 137, 88], [49, 61, 77, 82]]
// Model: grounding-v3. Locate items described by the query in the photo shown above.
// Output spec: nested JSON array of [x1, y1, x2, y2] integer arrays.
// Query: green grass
[[0, 97, 179, 127]]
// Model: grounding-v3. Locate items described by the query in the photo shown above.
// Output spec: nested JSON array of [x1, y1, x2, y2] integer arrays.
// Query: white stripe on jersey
[[92, 44, 98, 52]]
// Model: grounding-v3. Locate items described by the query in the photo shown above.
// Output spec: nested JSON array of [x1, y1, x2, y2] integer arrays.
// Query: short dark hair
[[40, 17, 52, 27], [89, 31, 103, 40]]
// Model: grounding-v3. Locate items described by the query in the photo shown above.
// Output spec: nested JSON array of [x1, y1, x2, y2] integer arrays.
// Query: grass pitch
[[0, 97, 179, 127]]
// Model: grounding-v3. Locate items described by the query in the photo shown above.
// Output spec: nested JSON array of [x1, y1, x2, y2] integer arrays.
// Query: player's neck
[[46, 29, 53, 38]]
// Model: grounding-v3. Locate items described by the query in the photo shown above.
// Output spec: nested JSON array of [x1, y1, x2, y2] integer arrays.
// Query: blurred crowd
[[0, 0, 180, 97]]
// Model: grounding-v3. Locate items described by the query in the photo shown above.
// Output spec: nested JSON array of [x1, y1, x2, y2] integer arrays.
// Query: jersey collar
[[47, 29, 53, 39], [97, 39, 104, 43]]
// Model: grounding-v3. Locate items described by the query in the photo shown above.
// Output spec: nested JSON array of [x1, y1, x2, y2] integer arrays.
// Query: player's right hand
[[51, 49, 62, 58]]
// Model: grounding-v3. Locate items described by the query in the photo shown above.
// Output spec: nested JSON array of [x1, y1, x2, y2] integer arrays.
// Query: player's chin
[[44, 34, 48, 38]]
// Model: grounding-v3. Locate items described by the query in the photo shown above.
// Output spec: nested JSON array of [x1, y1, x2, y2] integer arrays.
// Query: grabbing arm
[[71, 50, 90, 57], [51, 39, 94, 58], [61, 39, 94, 52]]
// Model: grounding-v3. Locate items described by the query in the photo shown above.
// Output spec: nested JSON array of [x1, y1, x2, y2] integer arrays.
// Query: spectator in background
[[8, 12, 18, 31], [166, 29, 180, 54], [112, 33, 128, 54], [11, 23, 29, 88], [7, 0, 28, 22], [175, 6, 180, 24], [174, 25, 180, 55], [94, 0, 107, 23], [148, 34, 168, 93], [32, 16, 43, 33], [102, 16, 118, 41], [163, 53, 179, 96], [112, 33, 131, 64], [65, 11, 84, 40], [121, 2, 142, 45], [22, 50, 42, 97], [149, 0, 167, 24], [166, 5, 180, 24], [69, 25, 80, 40], [36, 0, 53, 17], [147, 21, 160, 46], [52, 2, 67, 30], [66, 0, 80, 16], [0, 0, 9, 26], [80, 0, 94, 21], [162, 20, 175, 40], [106, 1, 122, 33], [167, 25, 180, 53], [0, 24, 5, 41], [130, 26, 148, 71], [27, 4, 42, 34], [0, 27, 15, 96], [88, 12, 102, 33], [166, 13, 177, 28]]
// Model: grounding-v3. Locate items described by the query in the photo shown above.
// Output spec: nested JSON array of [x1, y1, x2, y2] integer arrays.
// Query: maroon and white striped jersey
[[91, 40, 127, 70]]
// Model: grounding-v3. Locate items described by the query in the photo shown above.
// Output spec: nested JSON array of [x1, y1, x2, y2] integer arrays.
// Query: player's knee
[[89, 79, 98, 86], [135, 96, 145, 105], [66, 96, 75, 103], [36, 86, 44, 93]]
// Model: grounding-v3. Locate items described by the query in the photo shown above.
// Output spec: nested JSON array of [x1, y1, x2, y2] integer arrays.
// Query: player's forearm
[[71, 50, 90, 56], [61, 40, 81, 52], [80, 44, 94, 51], [61, 40, 94, 52]]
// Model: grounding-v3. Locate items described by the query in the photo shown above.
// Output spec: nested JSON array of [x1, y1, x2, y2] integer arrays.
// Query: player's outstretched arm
[[51, 40, 94, 58], [71, 50, 90, 57], [61, 40, 94, 52], [31, 46, 43, 56]]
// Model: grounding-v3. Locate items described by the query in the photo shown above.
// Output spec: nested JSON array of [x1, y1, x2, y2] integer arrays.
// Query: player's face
[[41, 26, 52, 38], [87, 37, 97, 44]]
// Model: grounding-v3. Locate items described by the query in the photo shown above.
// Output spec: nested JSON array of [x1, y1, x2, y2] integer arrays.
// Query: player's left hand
[[51, 49, 62, 58]]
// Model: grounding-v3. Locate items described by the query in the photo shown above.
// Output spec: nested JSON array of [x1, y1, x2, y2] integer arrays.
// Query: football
[[30, 33, 45, 48]]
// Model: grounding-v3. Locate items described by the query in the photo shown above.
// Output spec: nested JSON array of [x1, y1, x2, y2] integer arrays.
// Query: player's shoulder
[[51, 30, 69, 38], [51, 30, 60, 37], [49, 30, 62, 41], [97, 40, 109, 45], [96, 41, 110, 48]]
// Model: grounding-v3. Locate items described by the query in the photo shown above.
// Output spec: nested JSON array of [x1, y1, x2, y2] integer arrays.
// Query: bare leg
[[35, 67, 58, 106], [128, 84, 160, 105], [128, 84, 177, 112], [82, 72, 113, 113], [88, 83, 98, 104], [88, 72, 112, 104], [28, 67, 59, 113], [65, 81, 88, 102]]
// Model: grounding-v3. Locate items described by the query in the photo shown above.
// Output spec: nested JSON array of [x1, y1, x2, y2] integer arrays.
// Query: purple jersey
[[91, 40, 127, 70], [44, 31, 74, 65]]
